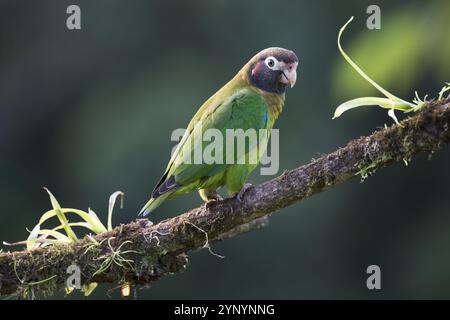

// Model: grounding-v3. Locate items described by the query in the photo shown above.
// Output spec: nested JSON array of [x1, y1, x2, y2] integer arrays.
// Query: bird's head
[[246, 47, 298, 94]]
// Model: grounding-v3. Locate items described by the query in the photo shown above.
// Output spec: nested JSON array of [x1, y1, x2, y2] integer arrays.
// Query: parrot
[[140, 47, 298, 216]]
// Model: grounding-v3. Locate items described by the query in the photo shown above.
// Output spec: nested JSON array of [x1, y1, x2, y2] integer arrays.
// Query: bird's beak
[[279, 62, 298, 88]]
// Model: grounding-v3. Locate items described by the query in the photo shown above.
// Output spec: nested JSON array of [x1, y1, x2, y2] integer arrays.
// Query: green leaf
[[82, 282, 98, 296], [333, 97, 395, 119], [438, 83, 450, 100], [332, 8, 425, 100], [26, 224, 40, 250], [69, 208, 107, 234], [65, 287, 74, 295], [53, 222, 92, 231], [38, 229, 71, 243], [332, 16, 421, 121], [387, 109, 400, 125], [337, 17, 413, 107], [44, 188, 78, 241], [108, 191, 124, 231], [39, 208, 107, 235]]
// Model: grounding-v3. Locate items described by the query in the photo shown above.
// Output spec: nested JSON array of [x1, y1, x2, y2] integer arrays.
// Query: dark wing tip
[[151, 175, 178, 199]]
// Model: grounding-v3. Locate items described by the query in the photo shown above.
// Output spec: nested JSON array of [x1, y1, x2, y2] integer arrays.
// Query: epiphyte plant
[[4, 189, 124, 250], [333, 16, 450, 123]]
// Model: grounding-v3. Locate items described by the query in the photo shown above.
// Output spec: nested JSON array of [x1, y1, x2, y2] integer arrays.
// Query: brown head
[[244, 47, 298, 94]]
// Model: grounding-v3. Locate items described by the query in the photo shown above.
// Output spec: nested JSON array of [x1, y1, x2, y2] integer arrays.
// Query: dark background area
[[1, 0, 449, 299]]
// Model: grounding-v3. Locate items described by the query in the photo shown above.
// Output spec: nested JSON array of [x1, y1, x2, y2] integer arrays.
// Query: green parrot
[[140, 47, 298, 216]]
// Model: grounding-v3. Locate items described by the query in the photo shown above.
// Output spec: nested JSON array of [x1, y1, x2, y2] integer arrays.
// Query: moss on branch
[[0, 97, 449, 298]]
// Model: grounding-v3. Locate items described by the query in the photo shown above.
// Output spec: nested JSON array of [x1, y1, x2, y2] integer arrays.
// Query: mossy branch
[[1, 97, 450, 297]]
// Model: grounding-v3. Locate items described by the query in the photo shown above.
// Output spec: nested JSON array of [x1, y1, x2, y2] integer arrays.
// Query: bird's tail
[[139, 192, 173, 217]]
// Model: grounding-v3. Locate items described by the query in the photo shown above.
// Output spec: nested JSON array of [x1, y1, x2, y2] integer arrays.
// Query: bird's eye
[[265, 57, 277, 69]]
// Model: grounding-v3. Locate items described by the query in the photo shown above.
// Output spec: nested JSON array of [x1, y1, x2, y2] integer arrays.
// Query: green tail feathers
[[139, 192, 173, 216]]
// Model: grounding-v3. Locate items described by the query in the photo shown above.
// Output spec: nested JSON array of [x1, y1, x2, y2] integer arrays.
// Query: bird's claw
[[205, 198, 220, 209], [235, 183, 253, 202]]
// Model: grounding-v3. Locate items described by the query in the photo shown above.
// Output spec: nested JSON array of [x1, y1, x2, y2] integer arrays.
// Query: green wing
[[158, 88, 269, 191]]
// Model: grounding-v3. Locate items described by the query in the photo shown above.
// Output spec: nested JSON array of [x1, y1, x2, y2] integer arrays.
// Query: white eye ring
[[264, 56, 278, 70]]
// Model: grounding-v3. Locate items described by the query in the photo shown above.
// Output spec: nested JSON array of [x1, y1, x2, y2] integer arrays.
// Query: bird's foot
[[234, 183, 253, 202], [205, 198, 221, 209], [203, 191, 223, 209]]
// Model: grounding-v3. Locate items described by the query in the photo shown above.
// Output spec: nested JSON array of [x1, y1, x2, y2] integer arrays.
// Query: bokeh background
[[1, 0, 450, 299]]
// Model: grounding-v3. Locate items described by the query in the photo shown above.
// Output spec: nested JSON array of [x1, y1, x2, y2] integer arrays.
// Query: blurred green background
[[1, 0, 450, 299]]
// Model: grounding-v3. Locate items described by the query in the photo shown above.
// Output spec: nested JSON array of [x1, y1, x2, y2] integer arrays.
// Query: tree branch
[[1, 98, 449, 297]]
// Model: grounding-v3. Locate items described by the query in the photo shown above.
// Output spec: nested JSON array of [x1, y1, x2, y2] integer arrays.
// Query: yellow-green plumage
[[140, 47, 298, 215]]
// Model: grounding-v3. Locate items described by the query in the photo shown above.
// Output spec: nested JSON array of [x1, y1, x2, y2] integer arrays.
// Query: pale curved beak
[[279, 62, 298, 88]]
